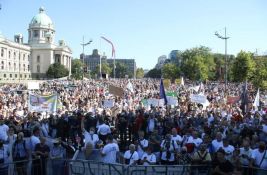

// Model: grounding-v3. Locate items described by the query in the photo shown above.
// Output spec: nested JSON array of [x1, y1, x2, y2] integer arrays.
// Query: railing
[[1, 158, 267, 175]]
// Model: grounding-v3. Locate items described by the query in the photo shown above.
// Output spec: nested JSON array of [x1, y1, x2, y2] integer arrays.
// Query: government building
[[0, 7, 72, 80]]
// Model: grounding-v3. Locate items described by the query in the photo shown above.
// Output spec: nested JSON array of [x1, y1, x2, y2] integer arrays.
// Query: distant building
[[0, 7, 72, 80], [80, 49, 106, 72], [169, 50, 182, 65], [155, 55, 167, 69], [106, 58, 136, 77], [81, 49, 136, 77]]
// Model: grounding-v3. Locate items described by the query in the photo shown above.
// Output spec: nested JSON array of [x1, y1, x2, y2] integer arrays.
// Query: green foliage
[[231, 51, 255, 82], [110, 62, 132, 78], [47, 63, 69, 79], [136, 68, 145, 79], [251, 56, 267, 90], [181, 46, 214, 81], [145, 68, 161, 78], [162, 63, 180, 80], [94, 62, 112, 76], [71, 59, 84, 80]]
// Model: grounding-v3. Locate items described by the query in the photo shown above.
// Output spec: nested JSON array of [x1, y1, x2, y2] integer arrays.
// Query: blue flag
[[160, 79, 167, 105]]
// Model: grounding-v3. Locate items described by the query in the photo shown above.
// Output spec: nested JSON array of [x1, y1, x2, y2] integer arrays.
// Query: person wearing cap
[[211, 148, 234, 175], [123, 144, 139, 165], [101, 135, 119, 164]]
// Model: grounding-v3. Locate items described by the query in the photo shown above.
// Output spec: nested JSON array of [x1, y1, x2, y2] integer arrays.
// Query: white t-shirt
[[97, 124, 111, 136], [137, 139, 149, 159], [251, 149, 267, 169], [187, 137, 203, 148], [239, 147, 252, 166], [30, 135, 40, 151], [160, 140, 178, 161], [123, 150, 139, 165], [141, 153, 157, 166], [0, 124, 9, 141], [83, 131, 99, 148], [212, 139, 223, 152], [220, 145, 235, 160], [171, 135, 182, 143], [102, 143, 119, 164]]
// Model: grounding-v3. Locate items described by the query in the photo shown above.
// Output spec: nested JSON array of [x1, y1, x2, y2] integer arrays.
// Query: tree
[[136, 68, 145, 79], [181, 46, 214, 81], [71, 59, 84, 80], [251, 56, 267, 90], [145, 68, 161, 78], [231, 51, 255, 82], [162, 63, 180, 81], [46, 63, 69, 79], [94, 62, 112, 76], [110, 62, 130, 78]]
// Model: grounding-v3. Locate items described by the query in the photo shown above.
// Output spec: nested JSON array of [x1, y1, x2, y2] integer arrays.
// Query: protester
[[123, 144, 139, 165]]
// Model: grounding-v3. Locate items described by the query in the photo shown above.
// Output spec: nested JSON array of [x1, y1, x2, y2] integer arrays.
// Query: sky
[[0, 0, 267, 69]]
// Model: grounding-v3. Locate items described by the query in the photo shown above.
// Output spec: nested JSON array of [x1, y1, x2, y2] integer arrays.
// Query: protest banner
[[190, 94, 207, 104], [163, 79, 171, 89], [28, 93, 58, 113], [28, 82, 40, 90], [167, 96, 178, 106], [109, 85, 124, 97], [103, 99, 114, 108], [227, 96, 240, 104]]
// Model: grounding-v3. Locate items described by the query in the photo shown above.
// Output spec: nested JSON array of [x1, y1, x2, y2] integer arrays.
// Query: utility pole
[[215, 27, 230, 91], [81, 36, 92, 80]]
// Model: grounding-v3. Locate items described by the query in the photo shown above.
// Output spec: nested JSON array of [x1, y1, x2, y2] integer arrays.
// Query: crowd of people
[[0, 79, 267, 175]]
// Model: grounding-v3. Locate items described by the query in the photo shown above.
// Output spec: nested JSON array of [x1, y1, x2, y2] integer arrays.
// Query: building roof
[[30, 7, 54, 29]]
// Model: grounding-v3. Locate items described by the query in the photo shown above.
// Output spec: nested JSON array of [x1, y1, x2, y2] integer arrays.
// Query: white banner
[[190, 94, 207, 104], [28, 93, 57, 113], [28, 82, 39, 90], [103, 100, 114, 108]]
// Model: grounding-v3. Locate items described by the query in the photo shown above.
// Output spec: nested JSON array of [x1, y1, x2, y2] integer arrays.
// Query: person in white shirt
[[250, 142, 267, 171], [123, 144, 139, 165], [135, 131, 148, 159], [212, 132, 223, 153], [160, 134, 178, 165], [0, 117, 9, 142], [141, 147, 157, 166], [239, 140, 252, 167], [187, 131, 203, 149], [219, 138, 235, 161], [101, 135, 119, 164], [82, 118, 99, 149], [29, 127, 40, 153], [97, 120, 111, 144], [171, 128, 182, 151]]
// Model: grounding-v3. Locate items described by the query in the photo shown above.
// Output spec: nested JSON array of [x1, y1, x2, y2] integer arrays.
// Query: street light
[[81, 36, 92, 79], [215, 27, 230, 91]]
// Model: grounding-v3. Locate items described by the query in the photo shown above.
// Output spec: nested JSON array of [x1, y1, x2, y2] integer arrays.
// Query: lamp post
[[81, 36, 92, 79], [215, 27, 230, 91]]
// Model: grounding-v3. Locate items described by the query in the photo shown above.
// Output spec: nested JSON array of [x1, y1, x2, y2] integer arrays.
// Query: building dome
[[30, 7, 53, 28]]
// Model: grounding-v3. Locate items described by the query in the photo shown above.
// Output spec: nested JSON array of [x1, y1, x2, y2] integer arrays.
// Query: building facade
[[81, 49, 136, 78], [0, 7, 72, 80]]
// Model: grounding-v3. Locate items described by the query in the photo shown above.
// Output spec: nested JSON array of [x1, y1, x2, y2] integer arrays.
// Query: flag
[[127, 81, 134, 93], [181, 77, 184, 86], [160, 79, 167, 105], [253, 89, 260, 110], [240, 80, 249, 114]]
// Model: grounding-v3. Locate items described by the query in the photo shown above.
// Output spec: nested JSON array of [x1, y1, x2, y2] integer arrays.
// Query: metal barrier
[[2, 158, 267, 175]]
